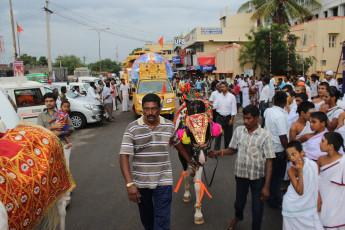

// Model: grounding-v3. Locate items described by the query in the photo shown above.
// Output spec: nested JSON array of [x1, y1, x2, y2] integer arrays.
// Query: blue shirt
[[196, 81, 202, 90]]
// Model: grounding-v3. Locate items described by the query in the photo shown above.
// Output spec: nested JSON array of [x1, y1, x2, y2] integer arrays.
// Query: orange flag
[[162, 81, 166, 95], [17, 24, 24, 36], [158, 36, 163, 48]]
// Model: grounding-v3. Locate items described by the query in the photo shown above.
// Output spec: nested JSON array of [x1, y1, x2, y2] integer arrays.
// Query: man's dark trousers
[[138, 185, 172, 230], [268, 151, 286, 207], [214, 114, 233, 150], [234, 176, 266, 230]]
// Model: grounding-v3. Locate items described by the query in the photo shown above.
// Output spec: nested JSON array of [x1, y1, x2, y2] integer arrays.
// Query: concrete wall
[[290, 16, 345, 78]]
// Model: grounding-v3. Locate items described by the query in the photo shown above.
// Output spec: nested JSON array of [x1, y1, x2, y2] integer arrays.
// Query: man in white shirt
[[209, 83, 221, 122], [269, 74, 275, 102], [213, 81, 237, 150], [87, 82, 100, 101], [310, 74, 319, 99], [259, 77, 270, 127], [53, 88, 62, 110], [120, 78, 130, 112], [264, 91, 289, 208], [102, 82, 114, 122], [323, 70, 337, 87]]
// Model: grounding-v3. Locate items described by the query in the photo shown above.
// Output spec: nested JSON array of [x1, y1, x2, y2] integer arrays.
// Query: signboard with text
[[172, 56, 181, 65], [174, 37, 185, 45], [200, 65, 215, 71], [201, 27, 222, 34], [13, 61, 24, 77]]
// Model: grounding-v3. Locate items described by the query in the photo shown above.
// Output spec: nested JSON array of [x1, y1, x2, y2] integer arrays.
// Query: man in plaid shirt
[[209, 105, 275, 230]]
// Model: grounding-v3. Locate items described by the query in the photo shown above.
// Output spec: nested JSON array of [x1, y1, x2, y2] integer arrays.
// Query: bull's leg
[[56, 196, 66, 230], [194, 166, 204, 225], [182, 169, 191, 202]]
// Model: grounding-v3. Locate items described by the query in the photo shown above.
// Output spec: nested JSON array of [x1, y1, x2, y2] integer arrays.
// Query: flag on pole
[[17, 24, 24, 36], [158, 36, 163, 48]]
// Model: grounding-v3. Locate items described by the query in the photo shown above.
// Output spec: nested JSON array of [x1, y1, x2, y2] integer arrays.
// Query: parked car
[[0, 77, 46, 125], [44, 85, 103, 129]]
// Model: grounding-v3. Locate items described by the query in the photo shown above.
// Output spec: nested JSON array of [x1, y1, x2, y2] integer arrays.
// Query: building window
[[324, 11, 328, 18], [315, 14, 319, 19], [321, 60, 326, 66], [332, 7, 338, 17], [167, 50, 172, 54], [329, 35, 336, 48]]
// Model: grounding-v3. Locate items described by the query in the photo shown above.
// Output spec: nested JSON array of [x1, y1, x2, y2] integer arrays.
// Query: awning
[[212, 70, 234, 74], [176, 67, 186, 71]]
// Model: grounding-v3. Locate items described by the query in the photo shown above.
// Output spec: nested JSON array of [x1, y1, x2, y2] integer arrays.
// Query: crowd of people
[[119, 70, 345, 230]]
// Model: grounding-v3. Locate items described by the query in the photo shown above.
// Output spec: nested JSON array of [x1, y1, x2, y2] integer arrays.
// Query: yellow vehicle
[[131, 52, 175, 119]]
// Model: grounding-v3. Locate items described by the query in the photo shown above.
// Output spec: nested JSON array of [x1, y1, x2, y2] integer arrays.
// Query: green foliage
[[239, 0, 321, 26], [239, 23, 315, 75], [290, 55, 316, 75], [53, 55, 83, 75], [38, 56, 48, 66], [18, 54, 49, 66], [88, 58, 122, 76], [129, 47, 142, 55]]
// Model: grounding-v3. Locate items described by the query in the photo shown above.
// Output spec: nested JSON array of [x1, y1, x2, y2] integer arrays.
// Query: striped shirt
[[119, 116, 180, 189], [229, 126, 275, 180]]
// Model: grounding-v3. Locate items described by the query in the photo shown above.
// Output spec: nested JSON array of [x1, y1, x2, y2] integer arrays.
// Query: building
[[290, 0, 345, 78], [180, 7, 256, 78]]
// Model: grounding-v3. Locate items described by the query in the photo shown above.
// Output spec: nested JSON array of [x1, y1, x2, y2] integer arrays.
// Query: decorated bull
[[173, 85, 222, 224], [0, 89, 75, 230]]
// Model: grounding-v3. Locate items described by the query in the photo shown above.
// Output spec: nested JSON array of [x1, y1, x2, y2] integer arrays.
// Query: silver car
[[44, 85, 103, 129]]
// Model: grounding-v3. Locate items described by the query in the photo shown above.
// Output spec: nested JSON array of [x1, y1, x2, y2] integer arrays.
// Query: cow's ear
[[185, 100, 192, 112]]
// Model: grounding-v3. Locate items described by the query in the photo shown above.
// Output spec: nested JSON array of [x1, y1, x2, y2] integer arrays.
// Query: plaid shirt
[[229, 126, 275, 180]]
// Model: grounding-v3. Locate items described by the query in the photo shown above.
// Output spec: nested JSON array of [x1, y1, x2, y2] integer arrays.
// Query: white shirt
[[214, 92, 237, 116], [259, 85, 270, 102], [256, 81, 263, 94], [120, 83, 129, 96], [56, 97, 61, 110], [102, 86, 113, 103], [269, 78, 276, 99], [306, 85, 312, 100], [324, 78, 337, 87], [327, 106, 344, 122], [310, 80, 319, 98], [287, 105, 299, 129], [209, 91, 221, 104], [264, 105, 289, 152], [87, 86, 97, 100]]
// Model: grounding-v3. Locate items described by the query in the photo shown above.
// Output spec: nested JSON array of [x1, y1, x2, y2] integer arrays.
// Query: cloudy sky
[[0, 0, 247, 65]]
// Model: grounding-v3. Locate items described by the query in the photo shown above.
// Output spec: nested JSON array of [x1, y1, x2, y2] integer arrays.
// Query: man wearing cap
[[324, 71, 337, 87]]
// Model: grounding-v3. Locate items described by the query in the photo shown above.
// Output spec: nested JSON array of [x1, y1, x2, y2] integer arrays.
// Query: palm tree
[[237, 0, 266, 13], [238, 0, 321, 26]]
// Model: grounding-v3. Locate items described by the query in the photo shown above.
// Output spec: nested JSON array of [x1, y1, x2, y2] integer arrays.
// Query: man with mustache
[[119, 93, 198, 230], [209, 105, 275, 230]]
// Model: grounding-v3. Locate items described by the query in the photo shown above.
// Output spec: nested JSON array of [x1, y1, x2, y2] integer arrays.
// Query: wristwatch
[[126, 182, 135, 188]]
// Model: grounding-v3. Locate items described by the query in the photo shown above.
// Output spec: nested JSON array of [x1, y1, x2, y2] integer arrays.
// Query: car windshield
[[137, 80, 172, 94], [66, 90, 78, 98], [14, 88, 44, 108], [83, 84, 90, 91]]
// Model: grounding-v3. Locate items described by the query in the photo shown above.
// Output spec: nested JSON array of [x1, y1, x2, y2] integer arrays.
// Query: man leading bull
[[119, 93, 198, 230]]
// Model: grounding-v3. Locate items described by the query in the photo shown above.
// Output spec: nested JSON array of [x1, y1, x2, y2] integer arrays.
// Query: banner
[[200, 65, 215, 71], [172, 56, 181, 65], [198, 56, 215, 66], [13, 61, 24, 77], [179, 49, 186, 58]]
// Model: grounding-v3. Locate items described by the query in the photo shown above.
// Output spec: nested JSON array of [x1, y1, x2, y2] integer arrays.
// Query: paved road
[[66, 101, 282, 230]]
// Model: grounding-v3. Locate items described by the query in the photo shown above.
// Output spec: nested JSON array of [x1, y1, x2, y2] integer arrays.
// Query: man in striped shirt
[[119, 93, 197, 230]]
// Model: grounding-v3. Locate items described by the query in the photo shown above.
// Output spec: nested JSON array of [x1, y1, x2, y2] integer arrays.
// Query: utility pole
[[89, 27, 109, 74], [82, 56, 86, 66], [44, 0, 53, 76], [116, 45, 119, 63], [9, 0, 18, 60]]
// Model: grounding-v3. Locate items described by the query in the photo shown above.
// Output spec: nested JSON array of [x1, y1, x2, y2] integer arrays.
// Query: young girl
[[48, 101, 72, 149], [318, 132, 345, 229]]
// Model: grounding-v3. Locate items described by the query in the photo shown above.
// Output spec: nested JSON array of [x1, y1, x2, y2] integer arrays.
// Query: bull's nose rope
[[174, 171, 189, 193], [195, 180, 212, 206]]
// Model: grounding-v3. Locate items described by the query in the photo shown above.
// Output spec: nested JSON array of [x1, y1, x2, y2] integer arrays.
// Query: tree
[[88, 58, 122, 76], [239, 0, 321, 26], [53, 55, 83, 75], [129, 47, 142, 55], [239, 23, 315, 75], [38, 56, 48, 66], [18, 54, 36, 65]]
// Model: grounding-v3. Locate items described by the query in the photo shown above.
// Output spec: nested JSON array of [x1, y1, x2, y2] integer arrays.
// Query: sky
[[0, 0, 247, 65]]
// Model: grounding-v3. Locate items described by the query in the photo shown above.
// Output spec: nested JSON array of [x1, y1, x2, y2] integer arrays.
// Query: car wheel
[[70, 112, 86, 129]]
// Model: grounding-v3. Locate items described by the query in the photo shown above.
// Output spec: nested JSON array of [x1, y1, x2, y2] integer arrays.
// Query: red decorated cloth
[[0, 122, 75, 230]]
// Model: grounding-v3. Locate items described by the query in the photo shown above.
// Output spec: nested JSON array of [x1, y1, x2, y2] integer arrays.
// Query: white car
[[44, 85, 103, 129]]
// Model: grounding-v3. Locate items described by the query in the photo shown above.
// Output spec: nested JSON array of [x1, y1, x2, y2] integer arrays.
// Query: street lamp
[[89, 27, 109, 74]]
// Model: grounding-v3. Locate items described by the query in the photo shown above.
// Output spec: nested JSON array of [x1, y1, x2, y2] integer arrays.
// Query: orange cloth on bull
[[174, 171, 189, 193], [195, 181, 212, 206], [0, 122, 75, 230]]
